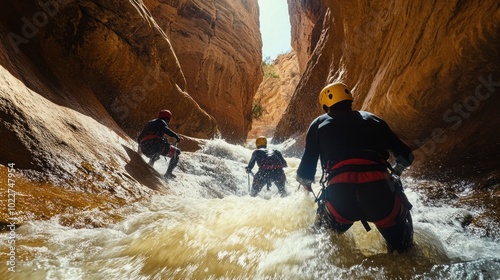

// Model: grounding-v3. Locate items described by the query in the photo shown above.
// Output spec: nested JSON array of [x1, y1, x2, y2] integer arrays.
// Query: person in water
[[296, 82, 414, 253], [138, 109, 181, 178], [246, 136, 288, 197]]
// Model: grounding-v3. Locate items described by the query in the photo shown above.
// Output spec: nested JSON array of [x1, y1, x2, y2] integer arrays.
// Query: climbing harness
[[386, 162, 413, 211], [312, 160, 412, 233]]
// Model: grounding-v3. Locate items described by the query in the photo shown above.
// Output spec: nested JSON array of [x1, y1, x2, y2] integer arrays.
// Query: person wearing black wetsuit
[[138, 109, 181, 178], [296, 82, 414, 253], [246, 136, 288, 197]]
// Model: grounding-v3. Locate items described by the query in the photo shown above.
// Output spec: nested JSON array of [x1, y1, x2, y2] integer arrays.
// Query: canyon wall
[[0, 0, 261, 223], [0, 0, 262, 172], [1, 0, 499, 224], [248, 51, 300, 139], [287, 0, 325, 73], [147, 0, 262, 143], [3, 1, 220, 140], [277, 0, 500, 181]]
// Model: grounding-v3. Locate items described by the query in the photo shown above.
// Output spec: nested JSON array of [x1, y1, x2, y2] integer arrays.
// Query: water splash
[[1, 139, 499, 279]]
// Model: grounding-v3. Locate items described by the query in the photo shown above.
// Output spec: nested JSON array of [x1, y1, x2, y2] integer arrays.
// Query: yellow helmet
[[319, 82, 353, 111], [255, 136, 267, 148]]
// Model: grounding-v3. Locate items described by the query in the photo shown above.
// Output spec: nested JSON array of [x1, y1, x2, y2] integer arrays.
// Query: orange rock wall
[[277, 0, 500, 179], [287, 0, 325, 73], [0, 0, 261, 195], [248, 51, 300, 139], [148, 0, 262, 143]]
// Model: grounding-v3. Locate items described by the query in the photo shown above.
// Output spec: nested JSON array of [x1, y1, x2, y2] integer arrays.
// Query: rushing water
[[1, 139, 499, 279]]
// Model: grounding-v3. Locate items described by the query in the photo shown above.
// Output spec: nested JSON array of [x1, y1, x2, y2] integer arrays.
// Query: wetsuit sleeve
[[381, 120, 414, 167], [275, 150, 287, 168], [162, 123, 180, 142], [247, 151, 257, 170], [297, 119, 320, 182]]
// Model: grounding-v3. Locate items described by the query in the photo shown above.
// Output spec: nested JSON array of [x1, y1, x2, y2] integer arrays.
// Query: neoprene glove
[[392, 162, 405, 176], [296, 175, 313, 192], [296, 175, 312, 185]]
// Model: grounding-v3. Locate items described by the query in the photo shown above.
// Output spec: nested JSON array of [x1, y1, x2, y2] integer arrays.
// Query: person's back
[[312, 110, 412, 167], [253, 148, 287, 170], [296, 82, 414, 253], [138, 118, 170, 157], [246, 137, 287, 197]]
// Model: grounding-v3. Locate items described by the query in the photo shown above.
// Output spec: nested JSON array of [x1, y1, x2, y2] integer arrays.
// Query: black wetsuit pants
[[318, 163, 413, 253], [251, 169, 286, 197]]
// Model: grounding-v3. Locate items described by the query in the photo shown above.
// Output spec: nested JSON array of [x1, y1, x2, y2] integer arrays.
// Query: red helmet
[[158, 110, 172, 120]]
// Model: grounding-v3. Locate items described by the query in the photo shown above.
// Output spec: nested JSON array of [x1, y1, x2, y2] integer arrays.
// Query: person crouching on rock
[[138, 109, 181, 179]]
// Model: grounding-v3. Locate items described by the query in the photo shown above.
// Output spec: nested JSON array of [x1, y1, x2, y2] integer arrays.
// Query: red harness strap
[[260, 164, 284, 169], [140, 134, 161, 142], [324, 157, 398, 228], [328, 158, 388, 184], [329, 171, 387, 184], [330, 158, 379, 169], [373, 195, 401, 228], [325, 200, 355, 224]]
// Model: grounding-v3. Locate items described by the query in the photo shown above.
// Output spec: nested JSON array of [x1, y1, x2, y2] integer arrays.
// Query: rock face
[[0, 1, 184, 222], [0, 0, 263, 169], [276, 0, 500, 181], [1, 0, 498, 226], [287, 0, 326, 73], [0, 0, 261, 223], [4, 0, 220, 139], [148, 0, 262, 143], [248, 51, 300, 139]]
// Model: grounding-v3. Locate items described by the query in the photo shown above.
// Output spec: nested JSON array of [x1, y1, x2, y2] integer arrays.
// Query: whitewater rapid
[[1, 139, 499, 279]]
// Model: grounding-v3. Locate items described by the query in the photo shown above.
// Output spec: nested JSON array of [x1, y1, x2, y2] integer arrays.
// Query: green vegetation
[[251, 101, 265, 120], [262, 57, 279, 79]]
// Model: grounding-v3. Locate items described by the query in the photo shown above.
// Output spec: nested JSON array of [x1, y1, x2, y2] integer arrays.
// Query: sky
[[258, 0, 292, 61]]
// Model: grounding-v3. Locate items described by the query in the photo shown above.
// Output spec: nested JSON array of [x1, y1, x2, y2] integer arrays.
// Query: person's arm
[[296, 119, 320, 184], [379, 119, 414, 175], [276, 150, 288, 168], [383, 123, 413, 167], [246, 151, 257, 173], [161, 123, 181, 142]]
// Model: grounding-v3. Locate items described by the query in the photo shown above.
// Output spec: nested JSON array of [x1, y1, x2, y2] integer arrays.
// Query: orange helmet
[[158, 110, 172, 120]]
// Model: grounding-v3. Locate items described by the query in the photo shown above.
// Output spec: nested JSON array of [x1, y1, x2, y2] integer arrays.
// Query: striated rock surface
[[3, 0, 219, 139], [0, 0, 259, 224], [287, 0, 325, 73], [248, 51, 300, 139], [277, 0, 500, 182], [148, 0, 262, 143]]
